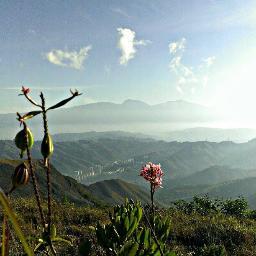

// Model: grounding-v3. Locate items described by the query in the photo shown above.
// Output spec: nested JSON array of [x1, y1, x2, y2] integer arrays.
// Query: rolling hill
[[0, 160, 151, 206], [52, 130, 154, 142], [88, 179, 150, 205], [172, 165, 256, 187], [0, 137, 256, 181], [0, 159, 99, 206], [2, 136, 256, 207]]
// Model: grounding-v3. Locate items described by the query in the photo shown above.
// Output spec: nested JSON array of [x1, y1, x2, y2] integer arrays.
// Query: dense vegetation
[[2, 196, 256, 255]]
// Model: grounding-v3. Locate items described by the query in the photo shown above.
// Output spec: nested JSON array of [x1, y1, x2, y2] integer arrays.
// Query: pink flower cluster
[[140, 162, 163, 191]]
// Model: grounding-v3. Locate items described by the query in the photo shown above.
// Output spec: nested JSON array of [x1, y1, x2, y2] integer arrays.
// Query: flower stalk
[[142, 207, 164, 256], [39, 92, 52, 232], [140, 162, 163, 214], [20, 117, 46, 228], [18, 86, 81, 238]]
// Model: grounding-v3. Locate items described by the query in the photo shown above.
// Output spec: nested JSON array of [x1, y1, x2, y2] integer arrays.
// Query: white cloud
[[169, 56, 182, 73], [203, 56, 216, 67], [45, 46, 92, 70], [169, 38, 194, 81], [117, 28, 149, 65], [169, 38, 186, 54], [169, 38, 215, 93]]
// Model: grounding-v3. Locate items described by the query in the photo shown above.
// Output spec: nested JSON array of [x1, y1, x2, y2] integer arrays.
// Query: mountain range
[[2, 136, 256, 180], [165, 127, 256, 143], [0, 99, 219, 140], [2, 131, 256, 207], [1, 99, 256, 143]]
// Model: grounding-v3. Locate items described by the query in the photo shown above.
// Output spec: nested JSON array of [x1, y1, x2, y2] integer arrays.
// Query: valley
[[1, 133, 256, 207]]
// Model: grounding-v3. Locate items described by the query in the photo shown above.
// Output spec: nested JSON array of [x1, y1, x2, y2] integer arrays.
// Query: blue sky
[[1, 0, 256, 121]]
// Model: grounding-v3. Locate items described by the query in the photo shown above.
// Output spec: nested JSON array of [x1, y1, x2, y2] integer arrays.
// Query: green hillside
[[0, 159, 152, 207], [0, 159, 101, 206], [3, 137, 256, 207], [172, 165, 256, 187], [159, 177, 256, 208], [88, 179, 150, 205]]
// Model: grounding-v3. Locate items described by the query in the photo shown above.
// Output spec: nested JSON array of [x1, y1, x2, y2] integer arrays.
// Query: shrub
[[221, 197, 249, 218]]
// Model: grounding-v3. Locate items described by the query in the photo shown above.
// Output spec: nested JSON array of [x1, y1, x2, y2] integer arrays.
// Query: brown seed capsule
[[12, 163, 30, 189]]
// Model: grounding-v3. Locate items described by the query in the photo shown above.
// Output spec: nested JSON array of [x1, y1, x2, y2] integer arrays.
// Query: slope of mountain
[[206, 177, 256, 200], [88, 179, 150, 205], [52, 131, 154, 142], [0, 159, 154, 206], [0, 159, 101, 206], [2, 136, 256, 208], [0, 137, 252, 179], [0, 139, 176, 177], [158, 176, 256, 208], [2, 136, 256, 189], [172, 165, 256, 187]]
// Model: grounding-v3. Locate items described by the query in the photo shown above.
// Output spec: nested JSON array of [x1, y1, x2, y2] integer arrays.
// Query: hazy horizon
[[1, 1, 256, 125]]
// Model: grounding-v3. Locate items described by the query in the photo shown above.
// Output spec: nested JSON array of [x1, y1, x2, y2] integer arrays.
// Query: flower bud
[[12, 163, 29, 189], [14, 127, 34, 158], [41, 134, 54, 167]]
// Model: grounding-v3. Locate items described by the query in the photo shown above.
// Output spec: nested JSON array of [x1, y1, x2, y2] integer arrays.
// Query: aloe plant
[[90, 199, 175, 256]]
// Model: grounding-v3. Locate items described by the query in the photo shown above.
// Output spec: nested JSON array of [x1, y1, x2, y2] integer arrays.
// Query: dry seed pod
[[11, 163, 29, 192], [14, 127, 34, 158]]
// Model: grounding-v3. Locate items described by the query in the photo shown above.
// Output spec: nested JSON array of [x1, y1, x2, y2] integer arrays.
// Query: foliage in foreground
[[93, 199, 173, 255], [2, 196, 256, 255], [1, 87, 256, 255]]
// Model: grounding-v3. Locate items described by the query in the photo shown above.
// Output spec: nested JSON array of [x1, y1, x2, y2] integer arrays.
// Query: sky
[[1, 0, 256, 126]]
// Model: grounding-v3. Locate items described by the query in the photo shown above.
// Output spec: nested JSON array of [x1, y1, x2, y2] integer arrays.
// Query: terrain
[[0, 99, 221, 140], [0, 159, 150, 206], [3, 196, 256, 255], [2, 134, 256, 206]]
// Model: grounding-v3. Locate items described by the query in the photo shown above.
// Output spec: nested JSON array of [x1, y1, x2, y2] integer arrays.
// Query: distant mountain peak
[[122, 99, 149, 106]]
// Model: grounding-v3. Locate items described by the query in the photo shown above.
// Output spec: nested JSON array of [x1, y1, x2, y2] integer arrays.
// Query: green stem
[[46, 161, 52, 232], [40, 93, 52, 233], [142, 207, 164, 256], [150, 183, 155, 231], [24, 123, 46, 228], [150, 184, 154, 214]]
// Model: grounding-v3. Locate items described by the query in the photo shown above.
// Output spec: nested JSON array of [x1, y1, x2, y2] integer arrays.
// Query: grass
[[0, 197, 109, 255], [167, 209, 256, 255], [2, 196, 256, 255]]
